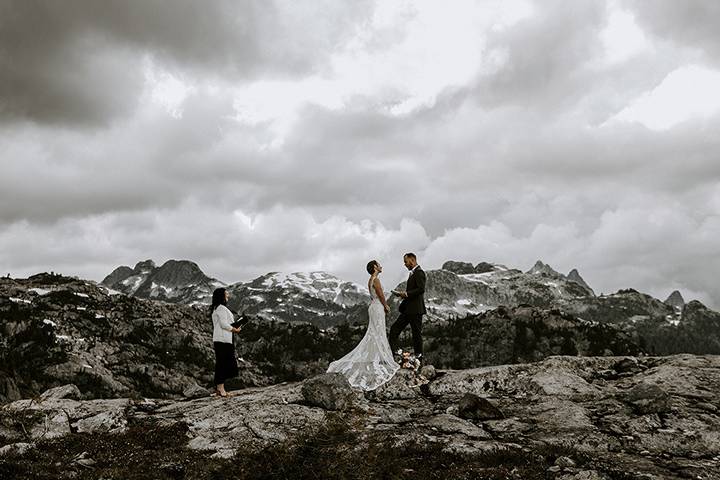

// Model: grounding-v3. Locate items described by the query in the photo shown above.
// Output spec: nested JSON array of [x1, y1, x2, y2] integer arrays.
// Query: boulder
[[426, 414, 492, 439], [457, 393, 504, 421], [29, 410, 71, 439], [529, 371, 599, 398], [419, 365, 437, 380], [40, 384, 82, 401], [614, 357, 641, 374], [625, 382, 671, 414], [301, 373, 357, 411], [183, 383, 209, 399], [72, 409, 127, 434]]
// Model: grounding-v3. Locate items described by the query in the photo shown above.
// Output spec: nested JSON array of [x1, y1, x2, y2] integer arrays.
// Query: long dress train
[[327, 284, 399, 391]]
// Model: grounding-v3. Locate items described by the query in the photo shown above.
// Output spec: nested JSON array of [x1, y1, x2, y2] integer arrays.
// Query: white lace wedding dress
[[327, 284, 400, 391]]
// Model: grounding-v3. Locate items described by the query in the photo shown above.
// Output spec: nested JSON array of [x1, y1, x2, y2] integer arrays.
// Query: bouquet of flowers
[[396, 350, 429, 388]]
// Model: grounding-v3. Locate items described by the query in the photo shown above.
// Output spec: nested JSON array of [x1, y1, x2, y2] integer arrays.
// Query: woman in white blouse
[[210, 288, 242, 397]]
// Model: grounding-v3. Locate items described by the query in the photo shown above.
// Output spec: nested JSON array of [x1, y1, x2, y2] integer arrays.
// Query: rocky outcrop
[[0, 274, 218, 400], [441, 261, 477, 275], [1, 354, 718, 479]]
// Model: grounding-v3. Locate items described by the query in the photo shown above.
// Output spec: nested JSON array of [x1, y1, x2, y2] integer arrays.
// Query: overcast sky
[[1, 0, 719, 307]]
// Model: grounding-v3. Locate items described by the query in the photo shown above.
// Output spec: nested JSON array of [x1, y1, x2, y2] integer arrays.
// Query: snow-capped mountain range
[[225, 271, 370, 328], [101, 258, 694, 330]]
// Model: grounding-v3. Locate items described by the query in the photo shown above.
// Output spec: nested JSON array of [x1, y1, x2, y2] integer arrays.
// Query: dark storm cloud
[[625, 0, 720, 65], [0, 0, 374, 125]]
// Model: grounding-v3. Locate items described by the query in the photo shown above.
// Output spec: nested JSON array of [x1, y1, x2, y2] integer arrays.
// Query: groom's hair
[[366, 260, 378, 275], [403, 252, 417, 260]]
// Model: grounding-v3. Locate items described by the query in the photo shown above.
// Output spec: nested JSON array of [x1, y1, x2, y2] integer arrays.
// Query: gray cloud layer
[[1, 0, 719, 308]]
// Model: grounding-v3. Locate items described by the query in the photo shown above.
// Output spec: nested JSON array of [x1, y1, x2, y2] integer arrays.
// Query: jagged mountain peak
[[526, 260, 562, 277], [102, 266, 134, 287], [153, 260, 208, 287], [566, 268, 594, 295], [102, 259, 224, 305], [133, 259, 156, 272], [665, 290, 685, 308]]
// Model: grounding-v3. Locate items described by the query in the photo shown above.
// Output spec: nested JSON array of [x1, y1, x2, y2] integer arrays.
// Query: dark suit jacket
[[400, 266, 426, 316]]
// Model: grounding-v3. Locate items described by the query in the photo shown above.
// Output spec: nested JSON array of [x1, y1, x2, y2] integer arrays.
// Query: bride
[[327, 260, 400, 390]]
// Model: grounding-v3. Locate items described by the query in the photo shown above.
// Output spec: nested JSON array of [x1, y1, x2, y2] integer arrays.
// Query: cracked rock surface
[[2, 354, 719, 479]]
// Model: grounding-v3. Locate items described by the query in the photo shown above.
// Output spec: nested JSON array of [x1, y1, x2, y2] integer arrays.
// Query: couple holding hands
[[209, 252, 426, 396], [327, 252, 426, 391]]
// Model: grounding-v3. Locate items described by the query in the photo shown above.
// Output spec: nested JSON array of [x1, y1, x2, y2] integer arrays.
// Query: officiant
[[210, 287, 243, 397]]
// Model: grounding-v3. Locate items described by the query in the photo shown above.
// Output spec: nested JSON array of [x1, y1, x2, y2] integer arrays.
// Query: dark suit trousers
[[389, 313, 423, 355]]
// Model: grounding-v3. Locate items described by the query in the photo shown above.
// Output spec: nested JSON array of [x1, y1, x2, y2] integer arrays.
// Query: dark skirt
[[213, 341, 239, 385]]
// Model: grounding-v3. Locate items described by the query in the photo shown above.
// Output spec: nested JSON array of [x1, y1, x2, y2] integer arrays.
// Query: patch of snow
[[121, 275, 144, 293], [82, 364, 93, 369], [95, 314, 104, 319], [152, 282, 175, 294], [462, 274, 495, 284], [43, 319, 57, 327], [456, 299, 473, 306], [462, 271, 495, 278], [74, 292, 89, 298], [76, 307, 86, 311], [29, 288, 52, 295], [9, 297, 31, 304]]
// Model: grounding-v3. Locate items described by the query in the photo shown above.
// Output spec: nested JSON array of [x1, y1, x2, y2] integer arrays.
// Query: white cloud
[[610, 65, 720, 129], [600, 2, 650, 64]]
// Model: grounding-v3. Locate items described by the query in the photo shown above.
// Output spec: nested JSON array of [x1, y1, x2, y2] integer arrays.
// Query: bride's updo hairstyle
[[366, 260, 379, 275]]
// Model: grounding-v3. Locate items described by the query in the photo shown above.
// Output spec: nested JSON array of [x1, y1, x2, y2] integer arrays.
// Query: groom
[[389, 252, 426, 362]]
